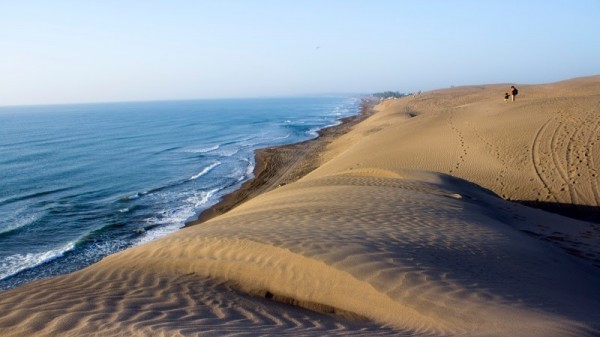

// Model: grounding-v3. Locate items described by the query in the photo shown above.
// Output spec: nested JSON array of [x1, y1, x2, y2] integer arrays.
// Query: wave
[[0, 241, 77, 280], [221, 157, 255, 183], [213, 147, 241, 157], [307, 127, 321, 137], [242, 157, 255, 181], [142, 188, 221, 227], [190, 161, 221, 180], [193, 187, 220, 207], [186, 143, 243, 158], [331, 105, 351, 116], [154, 146, 181, 154], [186, 145, 220, 153], [119, 191, 147, 201], [0, 186, 73, 206], [120, 161, 223, 203], [272, 133, 291, 141], [136, 187, 221, 245], [0, 209, 42, 236]]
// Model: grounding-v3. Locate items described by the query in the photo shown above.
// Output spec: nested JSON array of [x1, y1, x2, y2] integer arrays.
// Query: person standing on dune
[[510, 85, 519, 102]]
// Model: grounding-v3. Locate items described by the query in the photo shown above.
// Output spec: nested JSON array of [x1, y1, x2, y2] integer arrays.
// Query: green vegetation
[[372, 91, 408, 99]]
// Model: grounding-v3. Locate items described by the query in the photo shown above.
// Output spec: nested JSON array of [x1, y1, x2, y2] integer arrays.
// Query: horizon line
[[0, 92, 371, 109]]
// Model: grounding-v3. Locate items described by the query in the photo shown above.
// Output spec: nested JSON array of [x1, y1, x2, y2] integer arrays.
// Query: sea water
[[0, 97, 360, 290]]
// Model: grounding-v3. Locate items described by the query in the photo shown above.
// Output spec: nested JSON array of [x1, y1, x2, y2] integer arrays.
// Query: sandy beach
[[1, 76, 599, 336]]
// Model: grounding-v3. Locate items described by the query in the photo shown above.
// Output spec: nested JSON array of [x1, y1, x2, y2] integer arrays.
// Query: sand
[[1, 76, 599, 337]]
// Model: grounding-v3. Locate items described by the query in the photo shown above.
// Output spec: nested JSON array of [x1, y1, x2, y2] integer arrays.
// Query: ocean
[[0, 97, 360, 290]]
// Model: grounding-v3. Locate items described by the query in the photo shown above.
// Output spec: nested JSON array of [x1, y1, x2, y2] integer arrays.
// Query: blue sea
[[0, 97, 360, 290]]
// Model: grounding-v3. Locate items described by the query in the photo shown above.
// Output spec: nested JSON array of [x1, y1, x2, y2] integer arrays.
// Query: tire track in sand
[[586, 120, 600, 205], [580, 116, 600, 205], [531, 118, 559, 202], [552, 105, 600, 205], [531, 108, 599, 206], [549, 116, 581, 203]]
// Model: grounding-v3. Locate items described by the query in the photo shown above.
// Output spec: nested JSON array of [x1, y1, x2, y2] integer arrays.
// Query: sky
[[1, 0, 599, 106]]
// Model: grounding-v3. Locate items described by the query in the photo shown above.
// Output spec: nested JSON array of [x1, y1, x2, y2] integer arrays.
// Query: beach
[[1, 76, 599, 336]]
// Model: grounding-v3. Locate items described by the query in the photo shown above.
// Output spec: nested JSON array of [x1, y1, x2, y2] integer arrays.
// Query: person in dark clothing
[[510, 86, 519, 102]]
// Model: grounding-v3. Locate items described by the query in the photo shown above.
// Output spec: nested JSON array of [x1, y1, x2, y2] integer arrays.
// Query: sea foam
[[0, 241, 76, 280], [190, 161, 221, 180]]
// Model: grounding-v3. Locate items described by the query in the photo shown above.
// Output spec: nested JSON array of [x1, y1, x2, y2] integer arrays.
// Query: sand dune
[[1, 76, 599, 336], [336, 76, 600, 209]]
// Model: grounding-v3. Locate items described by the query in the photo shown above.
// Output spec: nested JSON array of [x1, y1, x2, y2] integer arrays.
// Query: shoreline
[[186, 98, 377, 226]]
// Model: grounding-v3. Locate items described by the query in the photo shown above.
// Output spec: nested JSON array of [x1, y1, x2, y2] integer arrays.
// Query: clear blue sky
[[1, 0, 599, 106]]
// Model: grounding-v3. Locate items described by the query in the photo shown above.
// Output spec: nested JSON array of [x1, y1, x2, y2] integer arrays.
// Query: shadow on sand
[[513, 201, 600, 225]]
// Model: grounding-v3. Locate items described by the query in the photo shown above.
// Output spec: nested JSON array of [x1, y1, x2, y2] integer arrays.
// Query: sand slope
[[1, 76, 599, 336], [326, 76, 600, 208]]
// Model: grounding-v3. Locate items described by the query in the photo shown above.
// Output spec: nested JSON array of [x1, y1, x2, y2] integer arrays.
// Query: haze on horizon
[[1, 0, 599, 106]]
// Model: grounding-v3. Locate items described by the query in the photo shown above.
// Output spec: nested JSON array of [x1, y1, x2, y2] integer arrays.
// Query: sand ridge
[[1, 76, 599, 336], [323, 76, 600, 209]]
